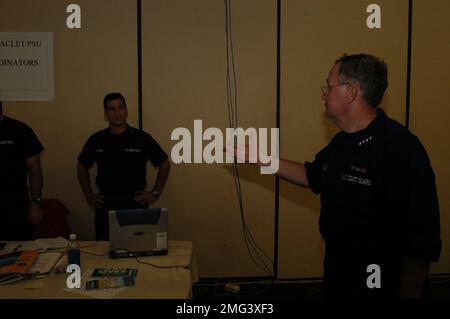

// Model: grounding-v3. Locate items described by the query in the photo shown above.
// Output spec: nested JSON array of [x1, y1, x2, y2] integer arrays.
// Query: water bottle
[[67, 233, 81, 267]]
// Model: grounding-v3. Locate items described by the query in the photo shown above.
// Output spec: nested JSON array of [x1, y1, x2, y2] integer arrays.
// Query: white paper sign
[[0, 32, 54, 101]]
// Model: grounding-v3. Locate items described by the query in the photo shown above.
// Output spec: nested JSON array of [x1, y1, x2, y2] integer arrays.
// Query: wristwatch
[[151, 190, 160, 199], [31, 197, 42, 204]]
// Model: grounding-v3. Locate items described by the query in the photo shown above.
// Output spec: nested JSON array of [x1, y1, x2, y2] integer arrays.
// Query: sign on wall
[[0, 32, 54, 101]]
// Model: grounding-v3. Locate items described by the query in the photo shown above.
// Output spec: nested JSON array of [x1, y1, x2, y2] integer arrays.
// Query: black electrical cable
[[224, 0, 273, 276], [226, 0, 273, 275]]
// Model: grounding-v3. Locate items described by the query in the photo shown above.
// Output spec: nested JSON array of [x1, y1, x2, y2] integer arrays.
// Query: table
[[0, 240, 198, 299]]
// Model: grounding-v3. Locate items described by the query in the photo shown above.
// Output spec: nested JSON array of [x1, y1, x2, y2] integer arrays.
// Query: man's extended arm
[[225, 144, 310, 187], [25, 154, 43, 224], [274, 159, 310, 188]]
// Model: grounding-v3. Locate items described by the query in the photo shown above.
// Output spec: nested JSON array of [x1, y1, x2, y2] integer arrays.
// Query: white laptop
[[108, 208, 168, 258]]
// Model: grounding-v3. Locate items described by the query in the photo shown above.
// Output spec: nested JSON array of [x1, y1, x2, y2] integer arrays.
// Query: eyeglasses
[[321, 83, 350, 96]]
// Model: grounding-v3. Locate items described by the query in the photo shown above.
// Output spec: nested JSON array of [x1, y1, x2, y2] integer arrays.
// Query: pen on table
[[13, 244, 22, 251]]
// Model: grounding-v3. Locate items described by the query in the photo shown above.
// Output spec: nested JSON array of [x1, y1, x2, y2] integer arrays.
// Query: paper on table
[[27, 252, 62, 275], [18, 237, 68, 252], [3, 243, 21, 253]]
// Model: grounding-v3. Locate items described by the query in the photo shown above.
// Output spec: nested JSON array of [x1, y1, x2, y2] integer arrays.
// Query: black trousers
[[95, 193, 148, 241], [322, 245, 401, 299], [0, 194, 33, 241]]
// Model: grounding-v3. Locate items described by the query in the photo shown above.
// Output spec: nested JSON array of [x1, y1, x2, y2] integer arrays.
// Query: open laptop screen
[[108, 208, 168, 258]]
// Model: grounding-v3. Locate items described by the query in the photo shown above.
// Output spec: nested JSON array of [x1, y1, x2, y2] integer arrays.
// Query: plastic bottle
[[67, 233, 81, 267]]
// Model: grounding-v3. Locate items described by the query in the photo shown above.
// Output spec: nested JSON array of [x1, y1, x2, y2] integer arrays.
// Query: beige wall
[[1, 0, 448, 278], [141, 0, 276, 277], [409, 0, 450, 274]]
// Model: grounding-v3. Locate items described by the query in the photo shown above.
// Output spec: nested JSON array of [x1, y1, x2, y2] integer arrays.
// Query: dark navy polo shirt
[[305, 109, 441, 263], [78, 125, 168, 194]]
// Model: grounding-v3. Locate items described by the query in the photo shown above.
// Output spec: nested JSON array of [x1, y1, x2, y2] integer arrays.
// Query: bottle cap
[[69, 233, 77, 241]]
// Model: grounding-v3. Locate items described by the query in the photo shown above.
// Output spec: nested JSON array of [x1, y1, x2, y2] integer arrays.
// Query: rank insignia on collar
[[351, 165, 367, 174], [358, 135, 373, 146]]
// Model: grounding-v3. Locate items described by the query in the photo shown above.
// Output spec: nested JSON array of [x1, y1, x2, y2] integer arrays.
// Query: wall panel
[[410, 0, 450, 274], [141, 0, 276, 277]]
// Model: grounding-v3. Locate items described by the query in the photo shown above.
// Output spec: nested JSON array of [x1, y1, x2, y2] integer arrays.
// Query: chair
[[32, 198, 71, 239]]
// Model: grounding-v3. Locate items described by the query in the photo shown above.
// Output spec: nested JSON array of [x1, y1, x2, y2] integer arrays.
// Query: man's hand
[[223, 129, 276, 167], [86, 192, 104, 210], [134, 191, 158, 205], [224, 143, 251, 163], [28, 202, 43, 225]]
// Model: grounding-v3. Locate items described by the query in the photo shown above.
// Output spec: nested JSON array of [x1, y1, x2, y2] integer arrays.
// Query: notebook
[[27, 252, 62, 275], [108, 208, 168, 258]]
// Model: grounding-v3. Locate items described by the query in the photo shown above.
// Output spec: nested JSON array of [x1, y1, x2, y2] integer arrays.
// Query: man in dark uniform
[[0, 105, 44, 240], [77, 93, 171, 241], [228, 54, 441, 298]]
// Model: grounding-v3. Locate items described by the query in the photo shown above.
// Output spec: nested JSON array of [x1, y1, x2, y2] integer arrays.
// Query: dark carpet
[[193, 276, 450, 299]]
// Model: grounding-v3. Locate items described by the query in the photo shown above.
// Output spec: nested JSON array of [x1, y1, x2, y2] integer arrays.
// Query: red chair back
[[33, 198, 71, 239]]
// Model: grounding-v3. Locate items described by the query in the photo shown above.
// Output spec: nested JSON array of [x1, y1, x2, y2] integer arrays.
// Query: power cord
[[134, 257, 176, 269], [107, 247, 173, 269]]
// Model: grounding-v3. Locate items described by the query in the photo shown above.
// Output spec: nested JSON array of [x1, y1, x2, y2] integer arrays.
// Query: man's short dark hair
[[103, 92, 126, 111], [336, 54, 388, 108]]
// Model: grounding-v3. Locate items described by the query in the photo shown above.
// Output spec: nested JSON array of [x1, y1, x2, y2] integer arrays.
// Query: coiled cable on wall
[[224, 0, 273, 276]]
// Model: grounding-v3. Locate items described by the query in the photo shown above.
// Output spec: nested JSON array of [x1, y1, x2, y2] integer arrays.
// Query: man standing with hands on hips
[[77, 93, 170, 241]]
